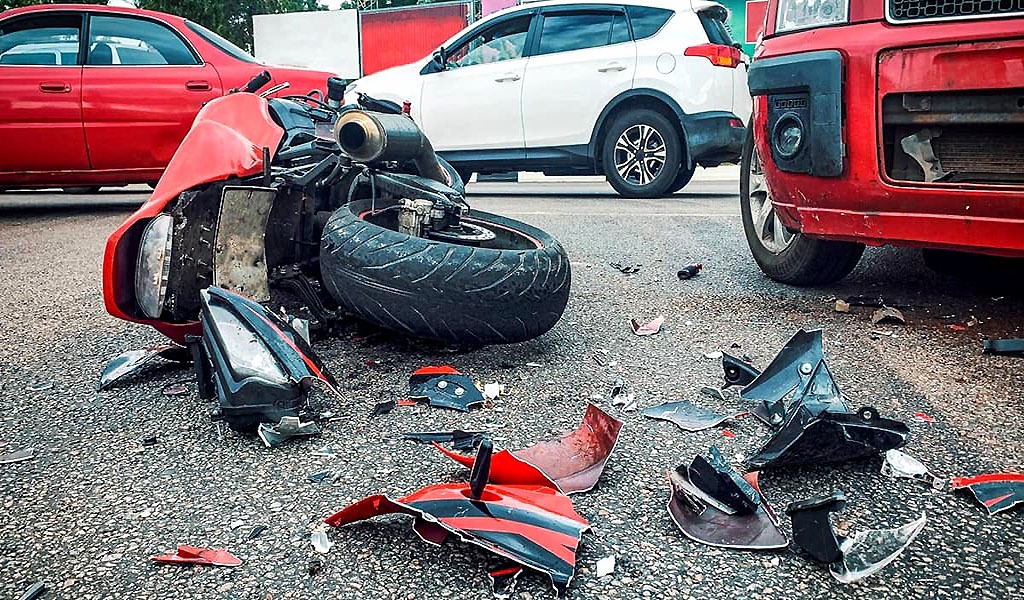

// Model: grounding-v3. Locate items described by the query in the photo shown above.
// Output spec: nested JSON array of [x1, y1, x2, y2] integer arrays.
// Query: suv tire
[[740, 124, 864, 285], [602, 109, 681, 198], [667, 164, 696, 194]]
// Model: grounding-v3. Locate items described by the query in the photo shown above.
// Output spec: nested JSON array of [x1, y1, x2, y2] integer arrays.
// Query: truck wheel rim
[[615, 124, 666, 186], [748, 146, 795, 254]]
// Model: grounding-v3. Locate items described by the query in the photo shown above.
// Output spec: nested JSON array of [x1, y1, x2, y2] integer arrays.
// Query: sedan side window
[[87, 15, 198, 66], [446, 14, 532, 68], [536, 11, 623, 56], [0, 14, 82, 66]]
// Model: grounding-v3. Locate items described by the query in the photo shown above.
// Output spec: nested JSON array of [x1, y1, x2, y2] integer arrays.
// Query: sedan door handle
[[494, 73, 521, 82], [598, 62, 627, 73], [186, 80, 212, 91], [39, 82, 71, 93]]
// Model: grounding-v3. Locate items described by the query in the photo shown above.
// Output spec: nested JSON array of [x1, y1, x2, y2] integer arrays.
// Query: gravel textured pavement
[[0, 179, 1021, 599]]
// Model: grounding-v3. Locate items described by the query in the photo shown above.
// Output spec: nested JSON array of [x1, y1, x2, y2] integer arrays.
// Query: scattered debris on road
[[152, 545, 242, 567], [721, 353, 759, 389], [913, 412, 936, 423], [488, 563, 523, 599], [677, 263, 702, 280], [162, 382, 188, 396], [595, 555, 615, 577], [881, 449, 946, 490], [667, 448, 787, 550], [871, 306, 907, 325], [17, 581, 46, 600], [642, 400, 742, 432], [951, 473, 1024, 515], [834, 299, 851, 313], [25, 381, 54, 392], [610, 260, 641, 274], [408, 366, 485, 411], [787, 492, 927, 584], [371, 399, 396, 416], [0, 447, 35, 465], [258, 417, 321, 448], [98, 345, 190, 391], [310, 527, 333, 554], [404, 430, 486, 452], [630, 316, 665, 336]]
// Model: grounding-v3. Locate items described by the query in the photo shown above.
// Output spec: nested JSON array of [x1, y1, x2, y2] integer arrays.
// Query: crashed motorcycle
[[100, 72, 571, 432]]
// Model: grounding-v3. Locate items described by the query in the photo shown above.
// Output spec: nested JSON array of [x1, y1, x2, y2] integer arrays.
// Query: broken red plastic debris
[[951, 473, 1024, 515], [949, 324, 967, 331], [325, 442, 590, 594], [397, 399, 418, 406], [913, 412, 935, 423], [630, 316, 665, 336], [721, 429, 736, 439], [152, 545, 241, 567], [433, 404, 624, 494]]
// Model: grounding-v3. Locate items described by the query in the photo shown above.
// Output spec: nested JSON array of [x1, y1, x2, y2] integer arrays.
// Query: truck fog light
[[773, 114, 805, 158]]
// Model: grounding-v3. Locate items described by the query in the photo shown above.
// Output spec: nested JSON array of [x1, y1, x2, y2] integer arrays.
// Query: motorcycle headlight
[[776, 0, 848, 33], [135, 214, 174, 319]]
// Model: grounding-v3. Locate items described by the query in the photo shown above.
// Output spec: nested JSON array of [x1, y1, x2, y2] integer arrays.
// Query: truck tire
[[319, 201, 571, 345], [602, 109, 682, 198], [740, 123, 863, 285]]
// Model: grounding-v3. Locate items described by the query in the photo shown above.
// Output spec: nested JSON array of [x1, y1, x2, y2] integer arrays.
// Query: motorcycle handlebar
[[240, 70, 272, 94]]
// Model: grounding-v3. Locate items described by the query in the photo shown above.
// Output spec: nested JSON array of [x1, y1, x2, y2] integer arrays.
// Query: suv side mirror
[[432, 47, 447, 71]]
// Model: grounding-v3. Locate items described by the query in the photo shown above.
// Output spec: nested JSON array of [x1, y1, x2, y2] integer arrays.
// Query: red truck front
[[742, 0, 1024, 285]]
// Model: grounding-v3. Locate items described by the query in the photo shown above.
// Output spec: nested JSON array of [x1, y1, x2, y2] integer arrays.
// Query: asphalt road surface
[[1, 178, 1021, 600]]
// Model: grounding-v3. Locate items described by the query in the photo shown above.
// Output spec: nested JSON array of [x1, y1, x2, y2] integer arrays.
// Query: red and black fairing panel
[[326, 483, 590, 593], [195, 286, 337, 432], [408, 365, 486, 411], [433, 403, 623, 493], [951, 473, 1024, 515]]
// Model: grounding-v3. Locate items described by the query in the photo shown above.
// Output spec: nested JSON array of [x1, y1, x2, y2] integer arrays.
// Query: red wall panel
[[360, 3, 470, 76]]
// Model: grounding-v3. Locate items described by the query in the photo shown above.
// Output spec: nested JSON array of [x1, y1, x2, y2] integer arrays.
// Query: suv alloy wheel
[[602, 109, 681, 198]]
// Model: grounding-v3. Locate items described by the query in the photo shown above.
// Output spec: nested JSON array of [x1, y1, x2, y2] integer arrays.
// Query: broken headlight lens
[[775, 0, 848, 33], [206, 301, 288, 384], [135, 214, 174, 319]]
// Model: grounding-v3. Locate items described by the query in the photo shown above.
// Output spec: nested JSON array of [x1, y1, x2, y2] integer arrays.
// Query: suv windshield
[[185, 20, 258, 63]]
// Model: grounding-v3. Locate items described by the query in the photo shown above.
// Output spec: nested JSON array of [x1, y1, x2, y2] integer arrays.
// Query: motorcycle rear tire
[[319, 203, 571, 345]]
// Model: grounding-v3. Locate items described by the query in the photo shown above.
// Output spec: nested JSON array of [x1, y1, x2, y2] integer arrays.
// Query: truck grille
[[888, 0, 1024, 22]]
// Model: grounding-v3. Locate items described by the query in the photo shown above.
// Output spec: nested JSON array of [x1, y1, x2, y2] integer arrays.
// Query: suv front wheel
[[602, 109, 681, 198], [740, 124, 864, 285]]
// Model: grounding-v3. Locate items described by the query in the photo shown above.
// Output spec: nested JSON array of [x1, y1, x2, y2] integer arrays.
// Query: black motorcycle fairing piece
[[98, 345, 191, 391], [198, 286, 338, 432], [687, 446, 761, 514], [407, 366, 485, 411], [722, 352, 760, 389], [786, 491, 847, 563]]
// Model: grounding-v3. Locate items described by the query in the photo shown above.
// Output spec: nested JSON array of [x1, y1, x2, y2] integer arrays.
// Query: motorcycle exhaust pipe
[[333, 110, 447, 185]]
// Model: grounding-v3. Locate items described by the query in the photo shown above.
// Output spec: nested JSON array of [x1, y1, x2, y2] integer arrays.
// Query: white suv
[[347, 0, 750, 198]]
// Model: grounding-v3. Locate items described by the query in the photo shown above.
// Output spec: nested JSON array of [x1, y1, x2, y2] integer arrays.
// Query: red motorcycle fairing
[[102, 93, 285, 343]]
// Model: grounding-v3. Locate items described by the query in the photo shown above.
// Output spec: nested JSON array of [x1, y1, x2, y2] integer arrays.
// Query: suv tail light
[[685, 43, 742, 68]]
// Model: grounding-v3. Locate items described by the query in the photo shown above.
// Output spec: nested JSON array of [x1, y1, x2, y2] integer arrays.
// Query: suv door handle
[[494, 73, 521, 82], [39, 82, 71, 93], [598, 62, 627, 73], [186, 80, 212, 91]]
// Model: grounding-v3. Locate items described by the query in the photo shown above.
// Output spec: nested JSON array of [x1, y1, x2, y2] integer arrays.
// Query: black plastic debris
[[372, 399, 396, 416], [308, 470, 333, 483], [98, 345, 191, 391], [141, 436, 159, 447], [982, 338, 1024, 355], [951, 473, 1024, 515], [741, 330, 910, 469], [610, 378, 625, 402], [18, 581, 46, 600], [257, 416, 321, 448], [721, 353, 759, 389], [247, 525, 267, 540], [403, 430, 486, 452], [871, 307, 906, 325], [0, 448, 35, 465], [610, 261, 641, 274], [408, 366, 485, 411], [666, 447, 787, 550], [642, 400, 742, 433], [677, 263, 702, 280], [787, 492, 927, 583]]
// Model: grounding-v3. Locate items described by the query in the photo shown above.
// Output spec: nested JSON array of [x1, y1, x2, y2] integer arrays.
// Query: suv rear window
[[698, 7, 735, 45], [625, 6, 672, 40]]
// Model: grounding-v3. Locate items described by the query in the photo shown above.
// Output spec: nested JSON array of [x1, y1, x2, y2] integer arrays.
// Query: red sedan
[[0, 4, 334, 191]]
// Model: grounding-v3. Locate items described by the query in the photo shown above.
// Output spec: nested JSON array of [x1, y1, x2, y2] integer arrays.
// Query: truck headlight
[[135, 214, 174, 319], [776, 0, 848, 33]]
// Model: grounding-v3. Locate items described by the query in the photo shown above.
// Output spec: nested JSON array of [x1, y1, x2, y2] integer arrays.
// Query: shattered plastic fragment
[[0, 448, 35, 465], [721, 353, 760, 389], [152, 545, 242, 567], [489, 563, 524, 600], [631, 316, 665, 336], [721, 428, 736, 439], [258, 417, 321, 448], [834, 299, 851, 313], [404, 430, 486, 452], [26, 381, 53, 392], [408, 366, 485, 411], [871, 307, 906, 325], [677, 263, 702, 280], [308, 470, 333, 483], [703, 351, 724, 360], [18, 582, 46, 600], [326, 442, 590, 595], [372, 399, 396, 416], [596, 555, 615, 577], [610, 261, 641, 274], [313, 445, 339, 457], [951, 473, 1024, 515], [642, 400, 741, 432], [434, 404, 623, 494], [700, 386, 727, 401], [98, 345, 191, 391], [483, 382, 502, 401], [162, 383, 188, 396], [666, 458, 787, 550], [311, 528, 333, 553], [786, 492, 927, 584], [881, 450, 946, 490], [248, 525, 267, 540], [913, 412, 935, 423]]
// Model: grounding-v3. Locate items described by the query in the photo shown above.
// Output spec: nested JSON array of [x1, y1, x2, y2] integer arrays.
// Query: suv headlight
[[776, 0, 848, 33], [135, 214, 174, 319]]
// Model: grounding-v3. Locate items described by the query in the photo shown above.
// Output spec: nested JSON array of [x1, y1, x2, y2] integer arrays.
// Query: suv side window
[[87, 15, 198, 66], [0, 14, 82, 66], [626, 6, 673, 40], [446, 14, 532, 68], [537, 11, 624, 55]]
